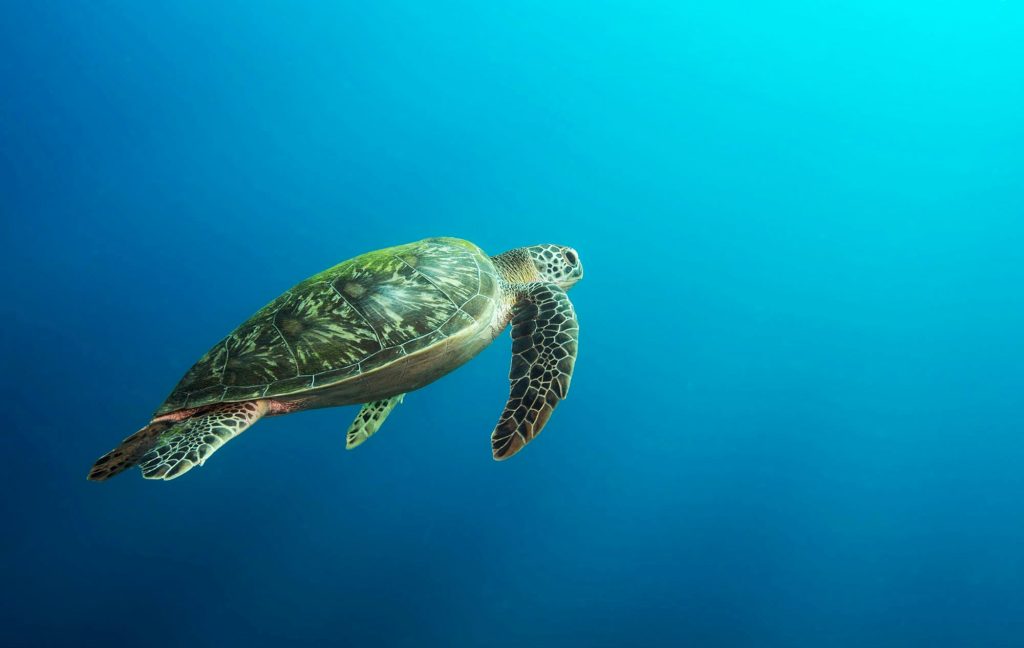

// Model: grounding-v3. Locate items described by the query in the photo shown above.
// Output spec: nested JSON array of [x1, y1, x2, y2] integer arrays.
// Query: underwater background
[[3, 1, 1024, 646]]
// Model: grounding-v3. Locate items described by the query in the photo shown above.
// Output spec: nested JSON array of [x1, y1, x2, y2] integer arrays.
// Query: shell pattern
[[156, 238, 501, 415]]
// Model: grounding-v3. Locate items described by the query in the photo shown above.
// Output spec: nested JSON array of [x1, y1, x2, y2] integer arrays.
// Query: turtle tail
[[87, 420, 174, 481]]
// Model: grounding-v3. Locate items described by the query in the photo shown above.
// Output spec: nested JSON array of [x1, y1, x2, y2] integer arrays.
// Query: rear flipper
[[346, 394, 404, 450], [139, 401, 269, 480], [88, 420, 175, 481], [88, 400, 268, 482]]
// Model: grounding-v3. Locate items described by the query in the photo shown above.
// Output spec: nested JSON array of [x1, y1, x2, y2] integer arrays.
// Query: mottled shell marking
[[157, 238, 500, 415]]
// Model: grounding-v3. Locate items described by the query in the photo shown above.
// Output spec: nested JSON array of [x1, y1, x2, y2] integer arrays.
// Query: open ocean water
[[3, 2, 1023, 646]]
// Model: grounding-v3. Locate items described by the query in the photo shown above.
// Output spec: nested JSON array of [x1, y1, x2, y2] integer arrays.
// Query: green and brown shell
[[155, 237, 500, 416]]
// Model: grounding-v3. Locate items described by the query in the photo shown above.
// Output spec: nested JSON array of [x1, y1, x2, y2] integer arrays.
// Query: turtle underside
[[156, 238, 500, 416]]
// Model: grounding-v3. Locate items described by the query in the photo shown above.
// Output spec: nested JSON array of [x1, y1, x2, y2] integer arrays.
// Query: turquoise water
[[3, 2, 1024, 646]]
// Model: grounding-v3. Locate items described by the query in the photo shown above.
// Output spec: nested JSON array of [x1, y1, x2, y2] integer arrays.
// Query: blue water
[[3, 2, 1024, 646]]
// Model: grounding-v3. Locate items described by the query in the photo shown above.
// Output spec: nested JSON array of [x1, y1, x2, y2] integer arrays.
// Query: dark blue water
[[4, 2, 1023, 646]]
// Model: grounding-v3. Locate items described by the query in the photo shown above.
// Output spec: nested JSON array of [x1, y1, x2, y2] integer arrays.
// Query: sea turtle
[[88, 237, 583, 481]]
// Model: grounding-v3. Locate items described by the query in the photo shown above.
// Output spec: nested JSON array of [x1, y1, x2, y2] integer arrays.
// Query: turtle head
[[525, 244, 583, 289], [493, 244, 583, 289]]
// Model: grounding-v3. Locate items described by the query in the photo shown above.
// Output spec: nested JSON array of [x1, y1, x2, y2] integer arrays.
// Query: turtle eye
[[563, 249, 578, 266]]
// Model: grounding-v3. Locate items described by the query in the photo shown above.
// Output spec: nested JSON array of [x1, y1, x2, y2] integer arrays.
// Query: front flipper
[[492, 283, 579, 460], [138, 401, 269, 480], [346, 394, 404, 449]]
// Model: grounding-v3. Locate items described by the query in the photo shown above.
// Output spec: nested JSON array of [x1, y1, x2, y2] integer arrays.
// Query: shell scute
[[438, 311, 479, 338], [275, 284, 382, 374], [222, 384, 269, 402], [223, 319, 295, 385]]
